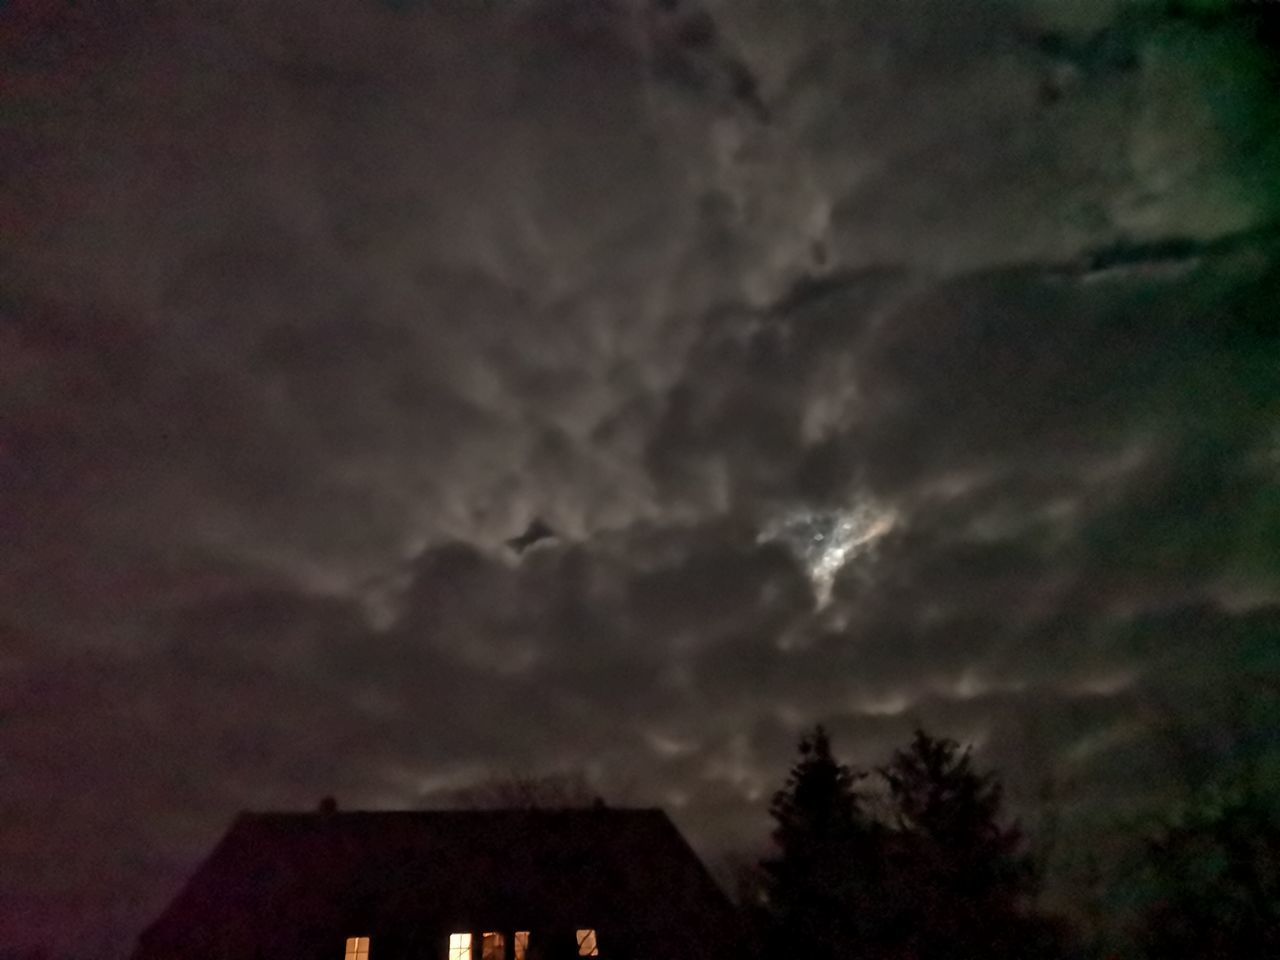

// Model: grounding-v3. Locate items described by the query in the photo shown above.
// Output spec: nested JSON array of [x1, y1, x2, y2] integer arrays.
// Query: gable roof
[[134, 807, 742, 960]]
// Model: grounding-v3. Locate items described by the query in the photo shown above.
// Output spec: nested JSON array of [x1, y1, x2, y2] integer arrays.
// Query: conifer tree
[[878, 729, 1062, 960], [760, 726, 876, 960]]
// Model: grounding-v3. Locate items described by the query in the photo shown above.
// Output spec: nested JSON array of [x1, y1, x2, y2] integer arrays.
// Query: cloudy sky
[[2, 0, 1279, 956]]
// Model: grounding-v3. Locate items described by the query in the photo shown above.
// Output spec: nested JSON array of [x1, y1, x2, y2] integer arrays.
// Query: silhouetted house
[[132, 807, 742, 960]]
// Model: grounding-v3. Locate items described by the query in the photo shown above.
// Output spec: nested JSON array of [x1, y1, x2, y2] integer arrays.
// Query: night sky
[[3, 0, 1279, 957]]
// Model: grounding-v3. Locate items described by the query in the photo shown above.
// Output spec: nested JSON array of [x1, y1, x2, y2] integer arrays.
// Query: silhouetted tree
[[759, 726, 878, 960], [759, 726, 1075, 960], [881, 730, 1030, 892], [1124, 676, 1280, 957], [440, 772, 602, 809], [877, 729, 1071, 960], [1133, 782, 1280, 959]]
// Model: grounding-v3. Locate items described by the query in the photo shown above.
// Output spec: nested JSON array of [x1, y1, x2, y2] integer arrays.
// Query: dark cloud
[[3, 0, 1279, 956]]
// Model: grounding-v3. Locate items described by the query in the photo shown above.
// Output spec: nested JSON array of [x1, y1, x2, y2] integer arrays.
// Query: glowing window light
[[449, 933, 473, 960], [344, 937, 370, 960], [482, 932, 505, 960], [576, 929, 599, 956], [514, 931, 530, 960]]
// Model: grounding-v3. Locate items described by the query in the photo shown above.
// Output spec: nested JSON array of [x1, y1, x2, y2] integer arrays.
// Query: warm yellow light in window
[[449, 933, 473, 960], [482, 932, 505, 960], [514, 931, 529, 960], [344, 937, 370, 960], [576, 929, 599, 956]]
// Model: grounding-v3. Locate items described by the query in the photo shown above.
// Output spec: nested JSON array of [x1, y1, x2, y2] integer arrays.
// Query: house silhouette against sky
[[131, 806, 740, 960]]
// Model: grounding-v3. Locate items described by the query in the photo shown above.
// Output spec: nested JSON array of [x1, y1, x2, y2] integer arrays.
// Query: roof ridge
[[237, 805, 668, 817]]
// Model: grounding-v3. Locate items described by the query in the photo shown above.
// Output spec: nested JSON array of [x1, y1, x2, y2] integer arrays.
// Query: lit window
[[449, 933, 473, 960], [344, 937, 370, 960], [482, 932, 505, 960], [514, 932, 529, 960], [576, 930, 599, 956]]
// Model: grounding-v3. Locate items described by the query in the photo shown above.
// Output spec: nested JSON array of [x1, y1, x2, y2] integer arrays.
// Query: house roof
[[134, 807, 741, 960]]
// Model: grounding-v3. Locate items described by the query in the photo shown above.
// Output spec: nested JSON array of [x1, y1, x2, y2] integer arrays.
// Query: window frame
[[448, 932, 473, 960], [481, 931, 506, 960], [575, 929, 599, 957]]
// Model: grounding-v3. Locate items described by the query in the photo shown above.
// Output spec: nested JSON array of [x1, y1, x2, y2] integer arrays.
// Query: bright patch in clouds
[[759, 499, 898, 606]]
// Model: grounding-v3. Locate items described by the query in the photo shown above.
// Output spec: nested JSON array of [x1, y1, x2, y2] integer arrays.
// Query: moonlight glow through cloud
[[758, 501, 898, 606]]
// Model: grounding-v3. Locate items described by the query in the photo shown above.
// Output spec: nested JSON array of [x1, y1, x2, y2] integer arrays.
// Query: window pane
[[576, 929, 599, 957], [449, 932, 473, 960], [482, 931, 505, 960], [514, 932, 530, 960], [346, 937, 371, 960]]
